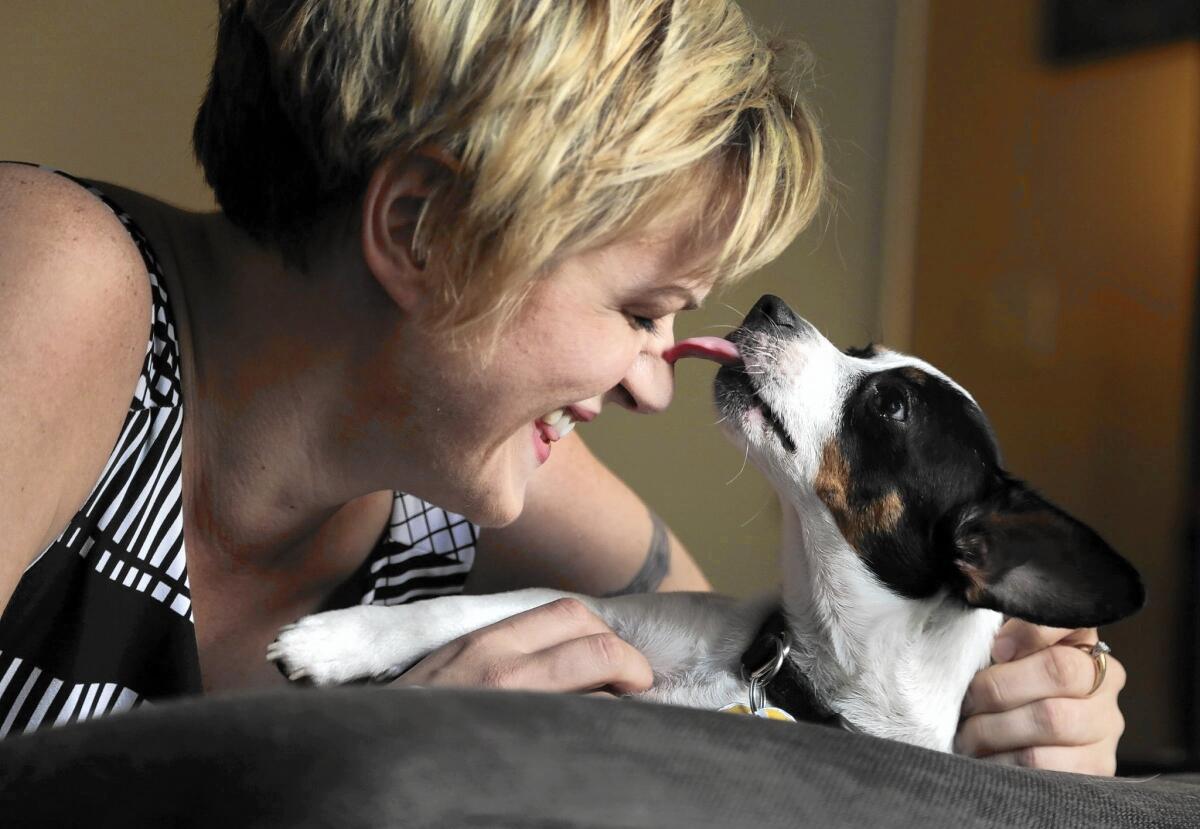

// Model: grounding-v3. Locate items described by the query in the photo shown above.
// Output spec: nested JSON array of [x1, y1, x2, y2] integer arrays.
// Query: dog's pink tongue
[[665, 337, 741, 366]]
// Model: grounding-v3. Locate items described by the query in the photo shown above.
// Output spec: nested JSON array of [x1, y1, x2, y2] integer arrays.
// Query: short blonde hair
[[195, 0, 824, 334]]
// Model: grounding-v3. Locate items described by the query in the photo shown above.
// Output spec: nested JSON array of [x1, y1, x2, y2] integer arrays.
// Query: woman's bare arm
[[466, 432, 710, 596], [0, 164, 149, 615]]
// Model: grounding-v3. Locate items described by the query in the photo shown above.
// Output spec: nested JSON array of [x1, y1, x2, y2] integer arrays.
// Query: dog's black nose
[[748, 294, 799, 329]]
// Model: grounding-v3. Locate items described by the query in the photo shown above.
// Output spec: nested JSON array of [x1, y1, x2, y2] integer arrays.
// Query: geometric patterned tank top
[[0, 165, 477, 738]]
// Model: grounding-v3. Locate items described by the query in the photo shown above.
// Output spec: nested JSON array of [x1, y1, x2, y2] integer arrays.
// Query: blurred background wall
[[2, 0, 1196, 767], [906, 0, 1198, 765], [1, 3, 217, 209]]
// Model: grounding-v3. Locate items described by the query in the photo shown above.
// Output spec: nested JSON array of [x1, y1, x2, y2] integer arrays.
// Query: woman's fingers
[[398, 630, 652, 694], [391, 598, 653, 694], [963, 645, 1126, 716], [501, 633, 654, 694], [956, 693, 1117, 756], [957, 624, 1126, 777], [984, 742, 1119, 776], [398, 597, 611, 677], [482, 597, 616, 653], [991, 619, 1095, 663]]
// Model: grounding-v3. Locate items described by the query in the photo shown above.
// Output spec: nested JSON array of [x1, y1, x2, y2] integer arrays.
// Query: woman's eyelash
[[631, 315, 659, 334]]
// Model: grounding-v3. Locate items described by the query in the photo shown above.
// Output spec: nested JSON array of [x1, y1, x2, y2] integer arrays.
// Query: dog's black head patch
[[816, 365, 999, 598], [816, 361, 1144, 627]]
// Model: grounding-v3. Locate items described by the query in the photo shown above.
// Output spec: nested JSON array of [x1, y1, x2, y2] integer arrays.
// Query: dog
[[268, 294, 1144, 752]]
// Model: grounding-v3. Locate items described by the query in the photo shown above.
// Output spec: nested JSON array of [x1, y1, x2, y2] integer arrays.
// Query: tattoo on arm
[[603, 510, 670, 596]]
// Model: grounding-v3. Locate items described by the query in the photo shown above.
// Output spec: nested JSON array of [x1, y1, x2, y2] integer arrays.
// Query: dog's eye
[[871, 385, 909, 422]]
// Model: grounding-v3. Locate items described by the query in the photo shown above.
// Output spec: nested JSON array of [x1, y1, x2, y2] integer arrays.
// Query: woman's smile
[[530, 404, 598, 465]]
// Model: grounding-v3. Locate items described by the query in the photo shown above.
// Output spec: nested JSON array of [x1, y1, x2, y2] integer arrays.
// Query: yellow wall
[[913, 0, 1199, 760], [1, 2, 217, 210]]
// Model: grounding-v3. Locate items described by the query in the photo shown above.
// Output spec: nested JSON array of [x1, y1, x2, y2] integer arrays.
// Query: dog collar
[[739, 610, 841, 727]]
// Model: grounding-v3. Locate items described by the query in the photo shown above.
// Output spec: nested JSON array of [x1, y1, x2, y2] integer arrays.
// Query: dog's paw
[[267, 607, 392, 686]]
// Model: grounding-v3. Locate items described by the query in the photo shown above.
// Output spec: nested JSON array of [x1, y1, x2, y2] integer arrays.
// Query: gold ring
[[1072, 641, 1111, 696]]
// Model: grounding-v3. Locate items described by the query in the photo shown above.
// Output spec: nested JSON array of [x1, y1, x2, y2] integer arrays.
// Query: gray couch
[[2, 687, 1198, 827]]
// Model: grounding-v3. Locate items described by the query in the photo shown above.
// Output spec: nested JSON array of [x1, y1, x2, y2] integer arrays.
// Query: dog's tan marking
[[866, 491, 904, 533], [814, 441, 851, 514], [957, 561, 989, 605], [814, 442, 905, 550], [899, 367, 928, 386]]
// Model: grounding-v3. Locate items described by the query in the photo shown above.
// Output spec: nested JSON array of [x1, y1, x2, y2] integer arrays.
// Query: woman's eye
[[872, 386, 909, 422], [630, 315, 660, 334]]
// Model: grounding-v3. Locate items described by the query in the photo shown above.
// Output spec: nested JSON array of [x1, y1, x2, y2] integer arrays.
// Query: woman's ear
[[360, 147, 457, 312]]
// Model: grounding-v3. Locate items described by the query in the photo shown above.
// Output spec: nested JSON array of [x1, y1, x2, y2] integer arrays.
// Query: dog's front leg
[[592, 591, 759, 709], [267, 588, 584, 685]]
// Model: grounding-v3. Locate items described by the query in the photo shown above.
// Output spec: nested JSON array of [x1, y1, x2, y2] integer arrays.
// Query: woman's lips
[[532, 421, 554, 465], [664, 337, 741, 366], [531, 408, 590, 467]]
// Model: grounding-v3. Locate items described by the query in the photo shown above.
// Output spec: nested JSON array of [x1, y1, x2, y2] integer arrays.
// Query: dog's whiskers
[[725, 441, 751, 486], [739, 498, 772, 528]]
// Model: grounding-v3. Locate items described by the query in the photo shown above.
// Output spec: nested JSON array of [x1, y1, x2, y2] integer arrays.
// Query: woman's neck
[[163, 209, 400, 571]]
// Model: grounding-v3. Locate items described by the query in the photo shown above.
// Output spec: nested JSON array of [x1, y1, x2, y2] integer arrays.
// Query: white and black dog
[[268, 294, 1144, 752]]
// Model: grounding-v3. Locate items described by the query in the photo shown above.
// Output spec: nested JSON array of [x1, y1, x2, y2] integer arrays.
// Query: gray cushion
[[1, 687, 1197, 827]]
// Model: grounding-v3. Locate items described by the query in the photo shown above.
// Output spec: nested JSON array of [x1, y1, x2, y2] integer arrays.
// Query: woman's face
[[391, 221, 715, 526]]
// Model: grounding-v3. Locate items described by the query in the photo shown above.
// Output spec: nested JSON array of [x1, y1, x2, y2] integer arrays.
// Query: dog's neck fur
[[777, 494, 1002, 751]]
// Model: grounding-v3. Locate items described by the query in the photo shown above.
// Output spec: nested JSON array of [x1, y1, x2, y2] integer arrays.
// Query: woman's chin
[[439, 432, 541, 527], [458, 449, 531, 528], [465, 485, 527, 528]]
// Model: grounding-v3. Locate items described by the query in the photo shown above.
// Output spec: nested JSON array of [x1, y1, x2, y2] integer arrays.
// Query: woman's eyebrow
[[647, 286, 702, 311]]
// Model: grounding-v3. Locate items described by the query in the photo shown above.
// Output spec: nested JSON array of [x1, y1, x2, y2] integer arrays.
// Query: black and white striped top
[[0, 166, 478, 738]]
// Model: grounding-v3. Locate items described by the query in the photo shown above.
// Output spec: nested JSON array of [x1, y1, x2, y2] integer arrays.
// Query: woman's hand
[[389, 597, 654, 695], [955, 620, 1126, 775]]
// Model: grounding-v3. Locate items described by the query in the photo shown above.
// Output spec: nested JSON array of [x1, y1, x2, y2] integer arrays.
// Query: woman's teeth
[[540, 409, 577, 437]]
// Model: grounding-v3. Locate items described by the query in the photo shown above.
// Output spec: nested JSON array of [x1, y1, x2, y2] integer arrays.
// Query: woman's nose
[[605, 348, 676, 414]]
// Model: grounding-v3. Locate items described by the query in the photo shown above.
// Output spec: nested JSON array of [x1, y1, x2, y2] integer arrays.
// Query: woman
[[0, 0, 1125, 774]]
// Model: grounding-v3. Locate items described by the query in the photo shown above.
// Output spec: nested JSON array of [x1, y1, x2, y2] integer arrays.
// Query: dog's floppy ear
[[944, 481, 1144, 628]]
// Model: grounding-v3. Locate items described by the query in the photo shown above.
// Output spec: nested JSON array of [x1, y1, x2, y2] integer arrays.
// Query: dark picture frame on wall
[[1044, 0, 1200, 63]]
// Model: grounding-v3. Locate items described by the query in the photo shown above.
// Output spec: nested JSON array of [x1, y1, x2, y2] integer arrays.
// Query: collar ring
[[746, 632, 791, 713]]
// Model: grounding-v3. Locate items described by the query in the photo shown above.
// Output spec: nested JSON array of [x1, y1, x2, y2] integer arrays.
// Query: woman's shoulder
[[0, 162, 153, 613], [0, 163, 150, 384], [0, 162, 151, 297]]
